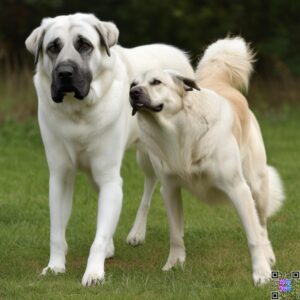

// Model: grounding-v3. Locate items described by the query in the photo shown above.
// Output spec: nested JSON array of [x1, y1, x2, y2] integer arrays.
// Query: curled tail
[[267, 166, 285, 217], [196, 37, 255, 91]]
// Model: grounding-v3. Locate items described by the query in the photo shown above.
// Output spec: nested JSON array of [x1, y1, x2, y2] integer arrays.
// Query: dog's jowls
[[130, 37, 285, 285]]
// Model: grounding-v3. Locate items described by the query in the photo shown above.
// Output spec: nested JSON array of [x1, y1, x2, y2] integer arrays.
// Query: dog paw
[[162, 261, 184, 271], [162, 248, 186, 271], [40, 265, 65, 276], [126, 230, 145, 247], [162, 258, 185, 271], [252, 263, 272, 286], [81, 270, 105, 287]]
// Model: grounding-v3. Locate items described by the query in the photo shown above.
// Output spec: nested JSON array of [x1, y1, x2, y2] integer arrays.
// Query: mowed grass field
[[0, 111, 299, 300]]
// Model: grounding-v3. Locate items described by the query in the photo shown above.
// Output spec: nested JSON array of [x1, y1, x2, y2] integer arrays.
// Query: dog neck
[[137, 90, 222, 178]]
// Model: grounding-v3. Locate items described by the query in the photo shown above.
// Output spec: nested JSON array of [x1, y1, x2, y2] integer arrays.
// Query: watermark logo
[[271, 271, 300, 299], [279, 279, 292, 293]]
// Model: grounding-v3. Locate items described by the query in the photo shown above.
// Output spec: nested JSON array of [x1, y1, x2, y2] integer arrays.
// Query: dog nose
[[57, 65, 74, 79], [130, 87, 143, 99]]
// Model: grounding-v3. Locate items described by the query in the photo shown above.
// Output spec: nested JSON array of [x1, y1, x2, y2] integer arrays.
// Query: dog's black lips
[[131, 102, 144, 116], [131, 103, 163, 116], [51, 84, 87, 103]]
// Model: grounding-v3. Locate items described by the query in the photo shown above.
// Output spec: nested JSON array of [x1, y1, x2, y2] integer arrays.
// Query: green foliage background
[[0, 0, 300, 76]]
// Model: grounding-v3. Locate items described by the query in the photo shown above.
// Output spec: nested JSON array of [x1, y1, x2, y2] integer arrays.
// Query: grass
[[0, 67, 36, 123], [0, 110, 299, 300]]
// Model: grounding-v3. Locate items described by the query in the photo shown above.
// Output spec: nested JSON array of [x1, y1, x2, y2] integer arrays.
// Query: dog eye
[[75, 36, 93, 53], [47, 44, 61, 55], [150, 79, 161, 86], [77, 40, 93, 53]]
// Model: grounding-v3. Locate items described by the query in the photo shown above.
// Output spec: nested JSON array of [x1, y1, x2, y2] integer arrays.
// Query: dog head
[[25, 13, 119, 103], [130, 70, 200, 116]]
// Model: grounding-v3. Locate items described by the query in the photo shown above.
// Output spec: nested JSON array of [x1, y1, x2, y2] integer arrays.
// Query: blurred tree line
[[0, 0, 299, 78]]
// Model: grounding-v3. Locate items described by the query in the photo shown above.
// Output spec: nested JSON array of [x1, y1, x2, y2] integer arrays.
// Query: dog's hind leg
[[217, 139, 271, 285], [127, 149, 157, 246], [222, 176, 272, 285], [251, 172, 276, 267], [242, 152, 276, 266], [243, 153, 276, 267]]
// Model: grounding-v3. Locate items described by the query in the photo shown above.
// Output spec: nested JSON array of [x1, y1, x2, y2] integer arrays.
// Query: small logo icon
[[292, 271, 300, 279], [271, 291, 279, 299], [272, 271, 279, 279], [279, 278, 292, 293]]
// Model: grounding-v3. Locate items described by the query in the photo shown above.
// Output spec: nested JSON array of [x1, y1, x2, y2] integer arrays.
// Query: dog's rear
[[195, 37, 285, 218], [195, 38, 253, 147]]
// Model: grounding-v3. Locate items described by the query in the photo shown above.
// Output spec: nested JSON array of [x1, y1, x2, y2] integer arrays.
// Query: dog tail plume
[[267, 166, 285, 217], [196, 37, 255, 92]]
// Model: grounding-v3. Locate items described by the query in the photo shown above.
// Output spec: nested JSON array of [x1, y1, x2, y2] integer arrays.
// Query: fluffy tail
[[267, 166, 285, 217], [196, 37, 255, 91]]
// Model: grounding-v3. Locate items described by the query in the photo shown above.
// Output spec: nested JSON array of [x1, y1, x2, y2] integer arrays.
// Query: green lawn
[[0, 112, 299, 300]]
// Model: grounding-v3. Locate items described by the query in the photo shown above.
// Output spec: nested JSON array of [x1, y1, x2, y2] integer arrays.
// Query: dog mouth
[[129, 86, 164, 115], [131, 102, 164, 116], [51, 83, 88, 103], [51, 62, 92, 103]]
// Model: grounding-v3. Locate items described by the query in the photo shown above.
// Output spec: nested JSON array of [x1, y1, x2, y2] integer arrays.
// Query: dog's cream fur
[[131, 37, 285, 285], [25, 13, 194, 286]]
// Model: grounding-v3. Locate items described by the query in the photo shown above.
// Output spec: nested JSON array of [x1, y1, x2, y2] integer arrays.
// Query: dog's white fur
[[25, 13, 193, 286], [131, 37, 285, 285]]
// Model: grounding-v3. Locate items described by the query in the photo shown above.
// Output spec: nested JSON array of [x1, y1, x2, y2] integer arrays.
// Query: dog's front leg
[[41, 169, 75, 275], [82, 176, 123, 286], [160, 176, 185, 271]]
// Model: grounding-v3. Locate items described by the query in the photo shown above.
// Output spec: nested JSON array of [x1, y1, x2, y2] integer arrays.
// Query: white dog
[[129, 37, 285, 285], [25, 13, 193, 286]]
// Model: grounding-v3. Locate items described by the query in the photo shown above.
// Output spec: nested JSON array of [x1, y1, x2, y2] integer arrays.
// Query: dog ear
[[176, 75, 200, 92], [25, 26, 45, 65], [94, 21, 119, 57]]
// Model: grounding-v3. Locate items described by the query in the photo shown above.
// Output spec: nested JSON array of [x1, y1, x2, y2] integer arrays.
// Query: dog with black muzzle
[[129, 37, 285, 286], [25, 13, 194, 286]]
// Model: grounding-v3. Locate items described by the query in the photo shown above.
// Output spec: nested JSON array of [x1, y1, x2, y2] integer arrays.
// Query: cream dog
[[129, 37, 284, 285]]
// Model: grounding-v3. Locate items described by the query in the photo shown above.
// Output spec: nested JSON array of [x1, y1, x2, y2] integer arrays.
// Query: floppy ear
[[176, 75, 200, 92], [94, 21, 119, 57], [25, 27, 45, 65]]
